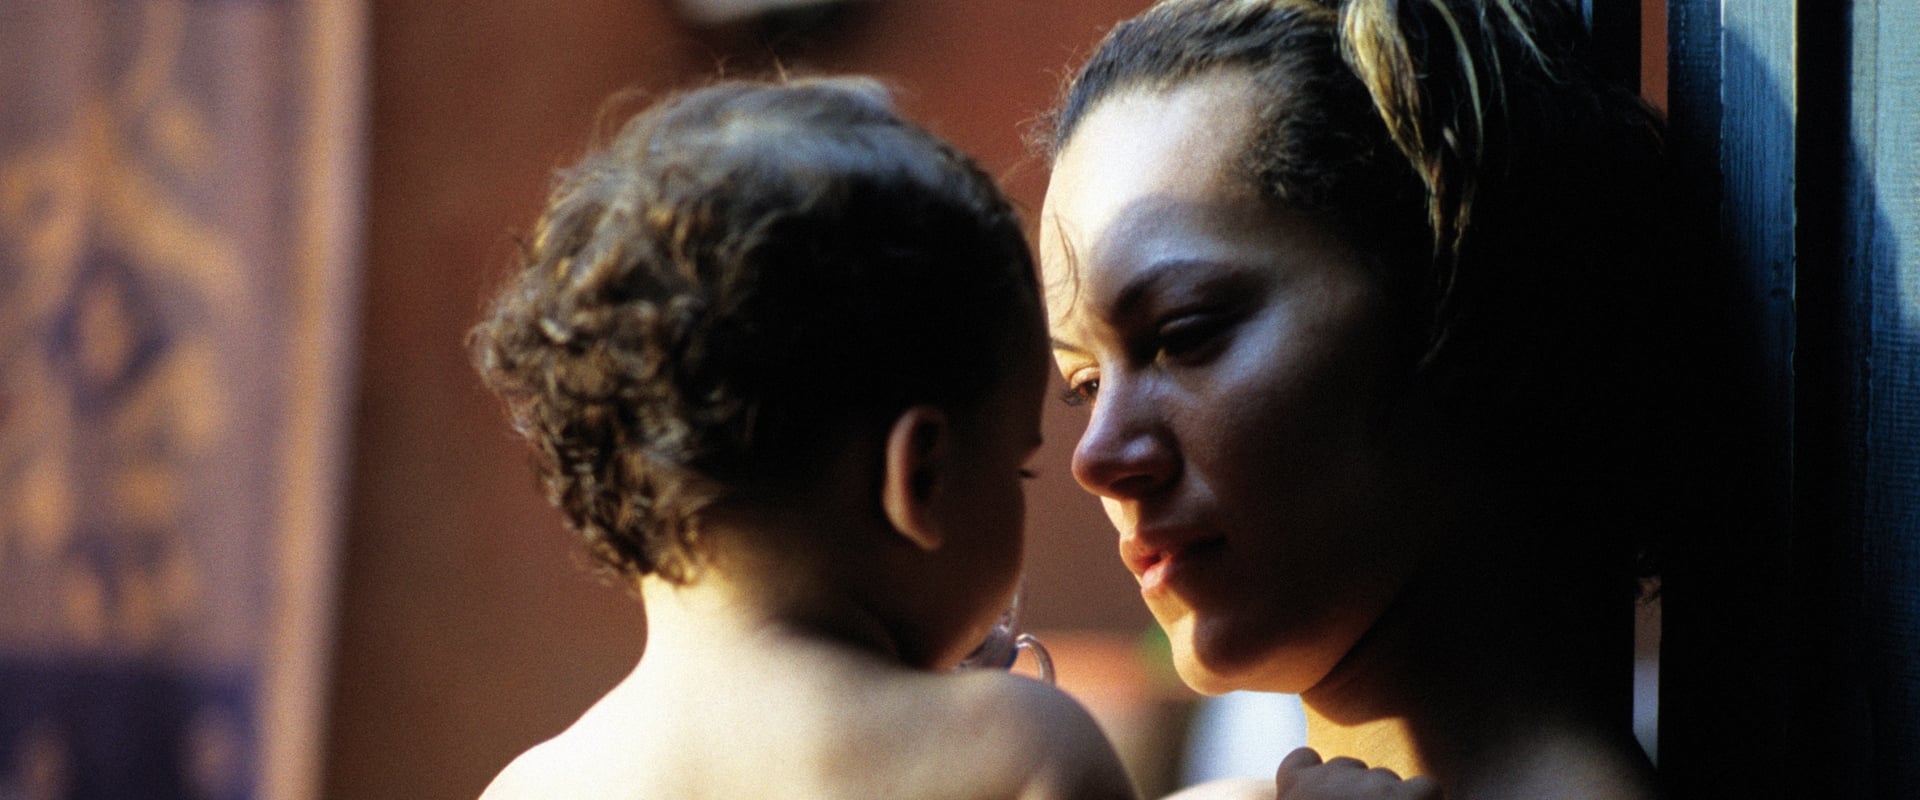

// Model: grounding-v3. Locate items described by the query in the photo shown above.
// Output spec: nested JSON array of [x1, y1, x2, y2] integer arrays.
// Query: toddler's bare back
[[480, 636, 1135, 800]]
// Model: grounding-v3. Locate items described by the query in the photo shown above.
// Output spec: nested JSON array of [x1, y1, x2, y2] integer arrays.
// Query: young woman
[[1041, 1, 1694, 797]]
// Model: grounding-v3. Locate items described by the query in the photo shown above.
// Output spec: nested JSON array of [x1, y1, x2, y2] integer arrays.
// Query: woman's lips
[[1123, 533, 1226, 596], [1139, 551, 1174, 594]]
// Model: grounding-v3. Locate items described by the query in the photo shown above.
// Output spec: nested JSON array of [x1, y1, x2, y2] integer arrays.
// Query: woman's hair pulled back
[[474, 78, 1038, 583], [1049, 0, 1686, 591]]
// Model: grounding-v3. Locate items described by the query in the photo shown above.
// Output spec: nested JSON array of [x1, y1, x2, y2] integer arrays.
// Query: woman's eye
[[1061, 377, 1099, 407], [1155, 314, 1230, 362]]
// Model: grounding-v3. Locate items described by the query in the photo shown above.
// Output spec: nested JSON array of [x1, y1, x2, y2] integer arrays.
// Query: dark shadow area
[[1662, 5, 1920, 796]]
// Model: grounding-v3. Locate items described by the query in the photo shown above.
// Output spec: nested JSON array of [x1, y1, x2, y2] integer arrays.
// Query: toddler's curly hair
[[473, 78, 1038, 583]]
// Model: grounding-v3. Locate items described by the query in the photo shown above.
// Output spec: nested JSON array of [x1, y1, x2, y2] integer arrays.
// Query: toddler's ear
[[881, 405, 950, 552]]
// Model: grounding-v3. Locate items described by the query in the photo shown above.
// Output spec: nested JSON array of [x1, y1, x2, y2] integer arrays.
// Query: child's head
[[473, 78, 1044, 601]]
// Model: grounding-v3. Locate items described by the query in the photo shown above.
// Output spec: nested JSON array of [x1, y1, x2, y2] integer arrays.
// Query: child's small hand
[[1274, 747, 1441, 800]]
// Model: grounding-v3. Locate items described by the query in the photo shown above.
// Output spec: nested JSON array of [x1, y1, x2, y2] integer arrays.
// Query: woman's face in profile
[[1039, 73, 1439, 694]]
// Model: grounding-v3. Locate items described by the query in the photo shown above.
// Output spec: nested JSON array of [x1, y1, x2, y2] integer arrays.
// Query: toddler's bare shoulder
[[940, 673, 1139, 799], [1160, 778, 1274, 800]]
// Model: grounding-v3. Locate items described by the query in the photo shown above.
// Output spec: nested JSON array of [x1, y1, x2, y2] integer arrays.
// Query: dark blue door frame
[[1660, 2, 1920, 797]]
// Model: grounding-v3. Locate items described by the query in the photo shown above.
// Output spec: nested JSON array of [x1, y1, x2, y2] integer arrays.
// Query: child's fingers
[[1278, 747, 1324, 771], [1274, 747, 1321, 796], [1276, 750, 1442, 800]]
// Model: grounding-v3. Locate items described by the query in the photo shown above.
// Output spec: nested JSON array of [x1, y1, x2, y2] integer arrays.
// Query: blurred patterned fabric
[[0, 2, 362, 798]]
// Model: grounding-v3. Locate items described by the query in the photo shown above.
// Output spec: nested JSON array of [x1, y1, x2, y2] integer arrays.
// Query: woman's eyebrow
[[1109, 258, 1268, 319], [1049, 259, 1269, 355]]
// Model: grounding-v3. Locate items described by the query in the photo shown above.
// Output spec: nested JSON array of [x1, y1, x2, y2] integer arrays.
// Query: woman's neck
[[1298, 556, 1655, 799]]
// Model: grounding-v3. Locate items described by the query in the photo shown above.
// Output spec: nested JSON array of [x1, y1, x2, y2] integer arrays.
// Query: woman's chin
[[1166, 620, 1258, 694], [1168, 617, 1331, 696], [1170, 652, 1241, 696]]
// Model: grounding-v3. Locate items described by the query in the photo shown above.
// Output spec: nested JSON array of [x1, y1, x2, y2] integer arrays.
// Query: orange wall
[[323, 3, 1153, 797]]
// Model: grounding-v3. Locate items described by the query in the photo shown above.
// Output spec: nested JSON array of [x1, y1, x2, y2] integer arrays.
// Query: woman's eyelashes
[[1062, 376, 1099, 406], [1151, 311, 1234, 364], [1057, 310, 1235, 408]]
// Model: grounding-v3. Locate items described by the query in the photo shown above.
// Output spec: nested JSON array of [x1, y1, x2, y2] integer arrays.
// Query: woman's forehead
[[1039, 77, 1278, 315], [1046, 74, 1264, 207]]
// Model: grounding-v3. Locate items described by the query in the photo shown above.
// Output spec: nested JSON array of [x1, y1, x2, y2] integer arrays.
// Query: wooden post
[[1817, 1, 1920, 795], [1658, 0, 1799, 797], [1661, 1, 1920, 796]]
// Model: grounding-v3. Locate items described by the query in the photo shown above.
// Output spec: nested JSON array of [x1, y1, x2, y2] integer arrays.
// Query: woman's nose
[[1069, 376, 1177, 500]]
